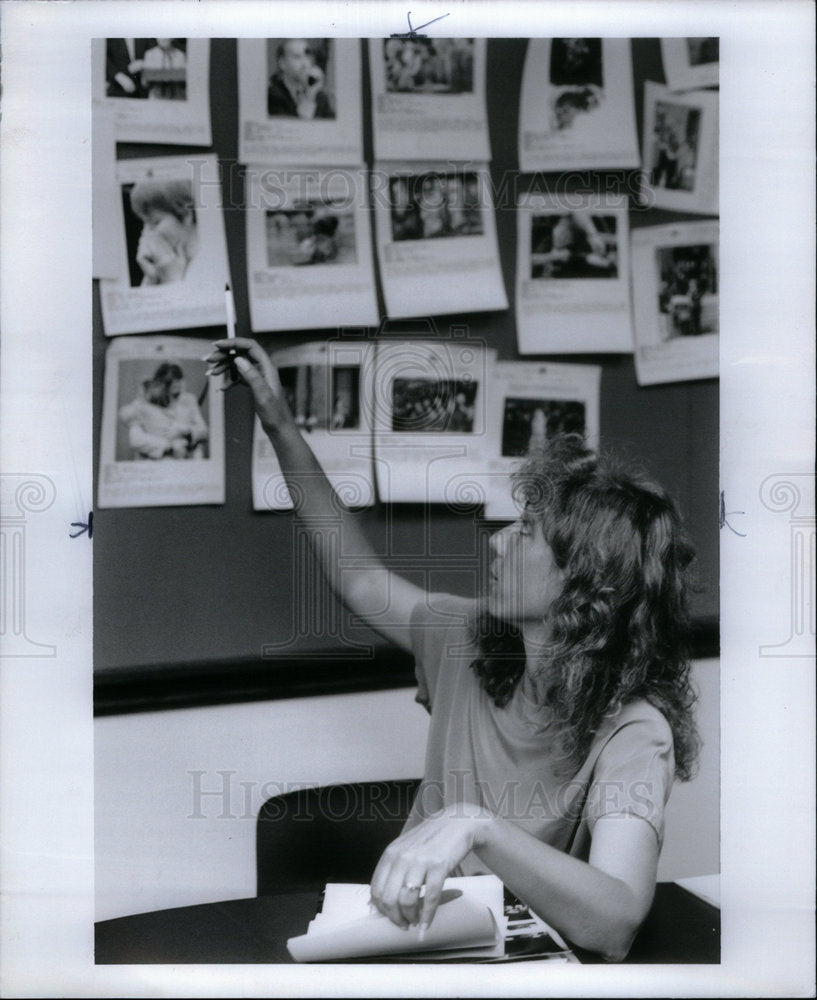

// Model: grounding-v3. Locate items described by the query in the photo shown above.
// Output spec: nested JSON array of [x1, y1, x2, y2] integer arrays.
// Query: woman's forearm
[[474, 816, 650, 961]]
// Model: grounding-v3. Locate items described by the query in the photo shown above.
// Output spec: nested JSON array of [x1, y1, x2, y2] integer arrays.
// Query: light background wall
[[95, 658, 719, 921]]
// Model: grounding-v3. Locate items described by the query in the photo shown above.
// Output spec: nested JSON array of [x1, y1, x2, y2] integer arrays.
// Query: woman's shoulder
[[599, 698, 674, 747]]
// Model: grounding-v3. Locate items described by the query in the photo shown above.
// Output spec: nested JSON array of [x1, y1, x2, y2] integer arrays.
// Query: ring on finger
[[400, 882, 422, 894]]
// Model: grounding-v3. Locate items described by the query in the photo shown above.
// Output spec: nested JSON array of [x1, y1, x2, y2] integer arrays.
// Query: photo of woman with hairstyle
[[118, 361, 209, 460], [204, 337, 700, 962], [128, 178, 198, 286]]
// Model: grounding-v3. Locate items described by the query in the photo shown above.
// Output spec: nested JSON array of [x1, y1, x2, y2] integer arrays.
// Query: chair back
[[256, 779, 421, 895]]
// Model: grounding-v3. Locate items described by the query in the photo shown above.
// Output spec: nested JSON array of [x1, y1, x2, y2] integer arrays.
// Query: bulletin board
[[93, 38, 718, 713]]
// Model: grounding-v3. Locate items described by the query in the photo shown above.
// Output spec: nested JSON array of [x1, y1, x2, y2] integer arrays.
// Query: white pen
[[224, 282, 237, 344]]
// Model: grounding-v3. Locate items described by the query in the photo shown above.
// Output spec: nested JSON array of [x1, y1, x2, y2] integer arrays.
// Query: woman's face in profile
[[486, 512, 563, 626]]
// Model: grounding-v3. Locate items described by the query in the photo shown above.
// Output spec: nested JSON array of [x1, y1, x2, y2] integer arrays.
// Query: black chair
[[256, 779, 422, 895]]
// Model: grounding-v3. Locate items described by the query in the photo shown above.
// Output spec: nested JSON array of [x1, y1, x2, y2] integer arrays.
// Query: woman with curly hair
[[206, 337, 700, 962]]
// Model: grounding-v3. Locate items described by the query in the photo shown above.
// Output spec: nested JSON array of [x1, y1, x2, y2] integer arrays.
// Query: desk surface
[[95, 883, 720, 965]]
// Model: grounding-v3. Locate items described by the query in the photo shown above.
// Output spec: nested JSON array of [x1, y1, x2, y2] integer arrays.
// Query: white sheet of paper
[[251, 339, 376, 510], [374, 161, 508, 318], [640, 81, 719, 215], [631, 221, 719, 386], [482, 360, 601, 520], [238, 38, 363, 166], [372, 339, 496, 504], [516, 191, 632, 354], [519, 38, 640, 172], [92, 37, 211, 145], [245, 165, 378, 332], [661, 37, 719, 92], [369, 38, 490, 161], [97, 336, 225, 508], [98, 154, 230, 335]]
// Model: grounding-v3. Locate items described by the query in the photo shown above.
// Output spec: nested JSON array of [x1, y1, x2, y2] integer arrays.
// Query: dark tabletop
[[95, 882, 720, 965]]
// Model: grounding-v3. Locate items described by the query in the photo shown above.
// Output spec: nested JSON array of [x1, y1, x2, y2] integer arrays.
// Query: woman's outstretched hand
[[206, 338, 293, 434], [369, 803, 494, 933]]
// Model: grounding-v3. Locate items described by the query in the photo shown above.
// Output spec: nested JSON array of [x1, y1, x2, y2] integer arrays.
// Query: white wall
[[94, 660, 719, 921]]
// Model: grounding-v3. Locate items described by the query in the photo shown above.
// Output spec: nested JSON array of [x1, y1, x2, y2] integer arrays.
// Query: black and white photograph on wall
[[640, 82, 718, 214], [92, 37, 211, 144], [389, 172, 483, 242], [97, 336, 225, 508], [516, 193, 632, 353], [661, 37, 720, 91], [368, 38, 490, 160], [631, 221, 719, 385], [383, 37, 474, 94], [530, 212, 618, 279], [120, 178, 198, 287], [99, 155, 230, 335], [251, 340, 376, 510], [238, 38, 362, 165], [500, 397, 586, 457], [374, 162, 507, 317], [548, 37, 603, 131], [266, 38, 336, 119], [649, 102, 701, 192], [391, 377, 477, 433], [482, 360, 600, 519], [373, 339, 496, 502], [265, 204, 357, 267], [519, 37, 639, 171], [245, 166, 378, 331], [657, 244, 718, 340]]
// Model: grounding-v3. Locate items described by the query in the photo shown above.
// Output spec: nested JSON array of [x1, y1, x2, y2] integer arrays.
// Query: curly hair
[[470, 433, 700, 781]]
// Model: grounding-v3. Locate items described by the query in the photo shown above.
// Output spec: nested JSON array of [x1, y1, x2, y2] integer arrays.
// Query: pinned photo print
[[278, 364, 361, 431], [640, 82, 718, 213], [530, 212, 618, 279], [549, 37, 603, 132], [98, 336, 225, 508], [657, 243, 718, 340], [391, 377, 477, 433], [500, 397, 586, 457], [93, 37, 211, 144], [649, 101, 702, 193], [266, 38, 336, 120], [105, 38, 188, 101], [661, 37, 720, 91], [389, 172, 483, 242], [265, 203, 356, 268], [115, 358, 210, 461], [631, 221, 719, 385], [120, 178, 198, 287], [382, 37, 474, 94]]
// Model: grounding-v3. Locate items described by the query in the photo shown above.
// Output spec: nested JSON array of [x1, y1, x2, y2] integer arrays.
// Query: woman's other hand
[[207, 338, 294, 435], [368, 803, 494, 932]]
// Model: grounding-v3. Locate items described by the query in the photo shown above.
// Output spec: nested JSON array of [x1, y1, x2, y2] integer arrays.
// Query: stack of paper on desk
[[286, 875, 505, 962]]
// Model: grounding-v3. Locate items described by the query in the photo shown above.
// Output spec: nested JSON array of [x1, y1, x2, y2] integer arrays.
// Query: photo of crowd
[[501, 397, 586, 457], [549, 37, 604, 131], [389, 172, 483, 242], [278, 364, 360, 431], [383, 37, 474, 94], [687, 37, 719, 67], [530, 212, 618, 279], [121, 178, 199, 287], [105, 38, 188, 101], [391, 378, 477, 433], [650, 101, 701, 191], [265, 205, 356, 267], [657, 243, 718, 339], [266, 39, 335, 119], [116, 360, 209, 461]]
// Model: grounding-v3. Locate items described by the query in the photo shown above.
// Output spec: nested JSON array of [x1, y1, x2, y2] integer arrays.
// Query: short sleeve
[[409, 594, 475, 714], [584, 705, 676, 848]]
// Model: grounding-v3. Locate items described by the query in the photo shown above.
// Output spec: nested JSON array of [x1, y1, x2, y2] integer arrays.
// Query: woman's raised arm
[[207, 338, 425, 652]]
